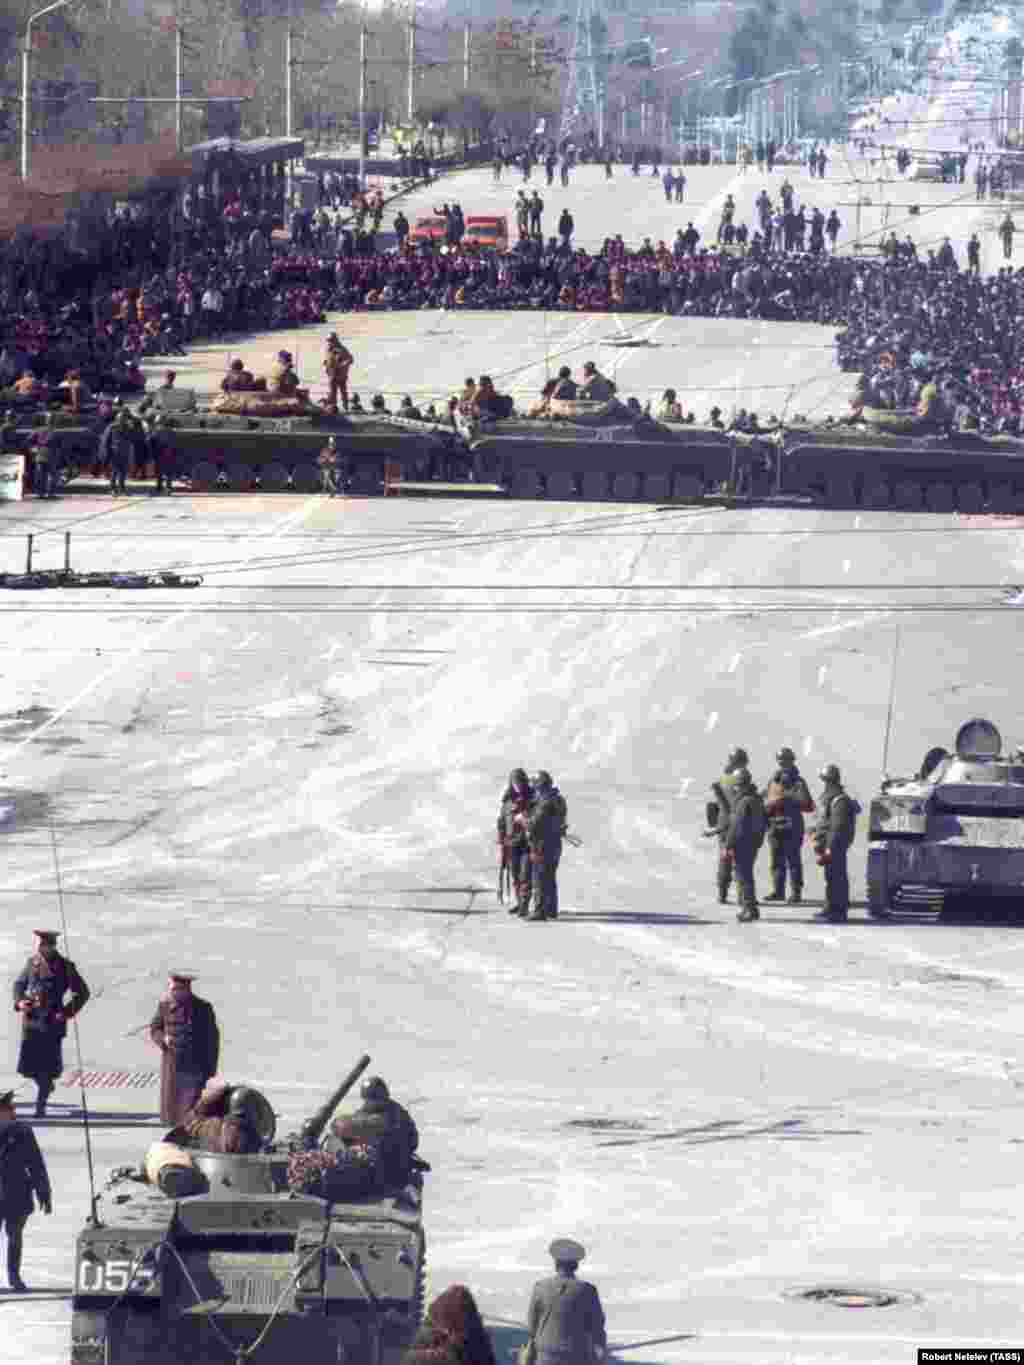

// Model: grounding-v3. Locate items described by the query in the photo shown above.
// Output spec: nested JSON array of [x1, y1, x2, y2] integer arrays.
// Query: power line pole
[[407, 2, 416, 125], [285, 23, 293, 211], [358, 14, 367, 191], [175, 23, 183, 151], [463, 22, 471, 90]]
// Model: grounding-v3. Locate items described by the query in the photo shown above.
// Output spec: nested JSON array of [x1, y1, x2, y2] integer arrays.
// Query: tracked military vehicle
[[867, 719, 1024, 918], [71, 1055, 427, 1365]]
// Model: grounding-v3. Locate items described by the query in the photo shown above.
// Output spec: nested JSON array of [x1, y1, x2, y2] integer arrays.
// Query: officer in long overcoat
[[0, 1088, 52, 1291], [526, 1238, 606, 1365], [149, 972, 220, 1126], [13, 929, 90, 1116]]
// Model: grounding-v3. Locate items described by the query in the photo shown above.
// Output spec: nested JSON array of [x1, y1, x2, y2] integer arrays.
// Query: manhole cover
[[787, 1285, 920, 1309]]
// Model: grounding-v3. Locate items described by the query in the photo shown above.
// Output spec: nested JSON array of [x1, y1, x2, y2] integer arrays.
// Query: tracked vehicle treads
[[71, 1055, 427, 1365], [867, 719, 1024, 918]]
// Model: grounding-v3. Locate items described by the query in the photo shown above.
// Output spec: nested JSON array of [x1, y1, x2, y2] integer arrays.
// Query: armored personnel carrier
[[867, 719, 1024, 918], [71, 1056, 427, 1365]]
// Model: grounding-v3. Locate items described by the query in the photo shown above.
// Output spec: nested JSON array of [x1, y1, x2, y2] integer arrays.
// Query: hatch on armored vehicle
[[867, 719, 1024, 918]]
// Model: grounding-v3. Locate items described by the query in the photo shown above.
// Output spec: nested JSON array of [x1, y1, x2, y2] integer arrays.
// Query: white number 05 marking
[[78, 1258, 156, 1292]]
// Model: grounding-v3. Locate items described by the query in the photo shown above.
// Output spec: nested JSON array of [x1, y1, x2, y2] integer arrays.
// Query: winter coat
[[0, 1119, 51, 1218], [150, 994, 220, 1126], [726, 785, 767, 853], [527, 1272, 606, 1364], [814, 784, 858, 854], [331, 1098, 419, 1184], [497, 785, 533, 849], [761, 767, 815, 841], [527, 787, 567, 855], [98, 422, 136, 466]]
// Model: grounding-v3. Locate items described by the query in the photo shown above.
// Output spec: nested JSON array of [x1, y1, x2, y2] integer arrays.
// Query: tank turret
[[867, 718, 1024, 918]]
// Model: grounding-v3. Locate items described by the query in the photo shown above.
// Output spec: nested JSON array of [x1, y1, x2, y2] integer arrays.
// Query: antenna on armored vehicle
[[48, 818, 101, 1228], [881, 627, 901, 779]]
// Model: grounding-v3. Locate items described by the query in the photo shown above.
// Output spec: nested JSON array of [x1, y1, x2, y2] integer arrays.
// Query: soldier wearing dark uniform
[[813, 765, 859, 923], [13, 929, 90, 1116], [178, 1079, 263, 1154], [761, 747, 815, 904], [149, 972, 221, 1126], [497, 768, 535, 917], [329, 1076, 419, 1186], [725, 768, 767, 923], [526, 1238, 606, 1365], [526, 771, 567, 921], [711, 747, 748, 904], [0, 1088, 52, 1291]]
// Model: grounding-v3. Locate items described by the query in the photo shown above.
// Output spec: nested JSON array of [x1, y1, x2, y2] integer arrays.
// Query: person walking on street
[[0, 1089, 52, 1291], [710, 746, 748, 904], [497, 768, 535, 917], [526, 770, 567, 921], [761, 747, 815, 904], [13, 930, 90, 1117], [1000, 212, 1015, 261], [812, 765, 859, 922], [150, 972, 220, 1126], [526, 1238, 606, 1365], [725, 767, 767, 922]]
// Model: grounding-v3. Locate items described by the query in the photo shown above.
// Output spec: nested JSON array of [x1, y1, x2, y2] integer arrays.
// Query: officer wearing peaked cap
[[150, 972, 220, 1126], [13, 930, 90, 1117], [526, 1238, 606, 1365]]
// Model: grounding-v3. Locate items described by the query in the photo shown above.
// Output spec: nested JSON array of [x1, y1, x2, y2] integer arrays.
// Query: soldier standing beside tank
[[497, 768, 535, 917], [525, 771, 567, 922], [13, 929, 90, 1117], [725, 768, 767, 923], [0, 1088, 52, 1292], [812, 765, 859, 923], [149, 972, 221, 1126], [710, 747, 749, 904], [762, 747, 815, 905], [526, 1238, 606, 1365]]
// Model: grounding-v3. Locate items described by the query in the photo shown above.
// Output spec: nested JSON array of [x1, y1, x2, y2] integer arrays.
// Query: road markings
[[320, 640, 347, 663], [5, 497, 321, 767], [854, 515, 862, 529], [817, 664, 828, 685], [706, 711, 719, 732], [842, 559, 851, 574], [728, 652, 742, 673], [678, 777, 692, 796], [803, 735, 814, 756]]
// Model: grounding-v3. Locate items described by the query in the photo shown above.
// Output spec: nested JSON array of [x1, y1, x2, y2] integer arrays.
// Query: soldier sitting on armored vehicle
[[267, 350, 301, 396], [221, 359, 259, 393], [328, 1076, 420, 1186], [173, 1078, 264, 1154]]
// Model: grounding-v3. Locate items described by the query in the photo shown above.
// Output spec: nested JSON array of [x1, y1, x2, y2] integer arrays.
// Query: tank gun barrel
[[300, 1054, 371, 1147]]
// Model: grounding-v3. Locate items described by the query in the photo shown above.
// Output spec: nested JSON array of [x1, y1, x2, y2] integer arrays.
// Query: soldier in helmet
[[179, 1078, 263, 1154], [724, 768, 767, 922], [761, 747, 815, 904], [526, 770, 568, 921], [812, 764, 859, 922], [497, 768, 534, 916], [710, 747, 749, 904], [330, 1076, 419, 1185]]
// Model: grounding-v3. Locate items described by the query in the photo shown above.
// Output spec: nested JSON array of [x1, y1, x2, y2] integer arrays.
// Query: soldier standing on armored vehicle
[[762, 748, 815, 905], [498, 768, 535, 917], [13, 929, 90, 1117], [724, 768, 767, 923], [329, 1076, 419, 1186], [526, 771, 567, 921], [710, 747, 749, 904], [812, 764, 859, 923]]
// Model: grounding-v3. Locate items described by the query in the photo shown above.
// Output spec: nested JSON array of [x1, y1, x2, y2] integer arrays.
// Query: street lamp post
[[22, 0, 75, 181]]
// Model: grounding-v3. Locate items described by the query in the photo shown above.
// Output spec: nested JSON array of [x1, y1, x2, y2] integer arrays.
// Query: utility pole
[[358, 15, 367, 191], [407, 2, 416, 126], [463, 21, 470, 90], [284, 23, 293, 211]]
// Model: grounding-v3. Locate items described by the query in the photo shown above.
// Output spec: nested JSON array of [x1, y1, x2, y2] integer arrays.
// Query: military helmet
[[776, 746, 796, 765], [533, 769, 553, 788], [509, 767, 529, 786], [733, 766, 753, 787], [727, 747, 749, 769], [361, 1076, 389, 1103], [820, 764, 841, 784]]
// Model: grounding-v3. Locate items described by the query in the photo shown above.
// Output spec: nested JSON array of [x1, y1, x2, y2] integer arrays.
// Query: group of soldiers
[[497, 769, 570, 921], [710, 747, 860, 923]]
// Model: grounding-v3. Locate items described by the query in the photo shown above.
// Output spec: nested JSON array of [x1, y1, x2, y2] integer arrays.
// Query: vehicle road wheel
[[956, 481, 983, 513], [262, 462, 289, 492], [291, 463, 319, 492], [228, 461, 253, 491], [987, 480, 1015, 513], [826, 473, 857, 507], [611, 471, 638, 500], [924, 481, 954, 512], [863, 478, 890, 508], [892, 479, 922, 510], [672, 472, 703, 502], [191, 461, 218, 492]]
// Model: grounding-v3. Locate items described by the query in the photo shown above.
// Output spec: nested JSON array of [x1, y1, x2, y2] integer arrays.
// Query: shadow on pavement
[[485, 1324, 699, 1363], [561, 912, 717, 926], [27, 1111, 162, 1126], [0, 1285, 73, 1302]]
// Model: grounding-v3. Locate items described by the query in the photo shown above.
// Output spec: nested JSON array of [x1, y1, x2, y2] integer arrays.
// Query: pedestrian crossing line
[[59, 1069, 157, 1088]]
